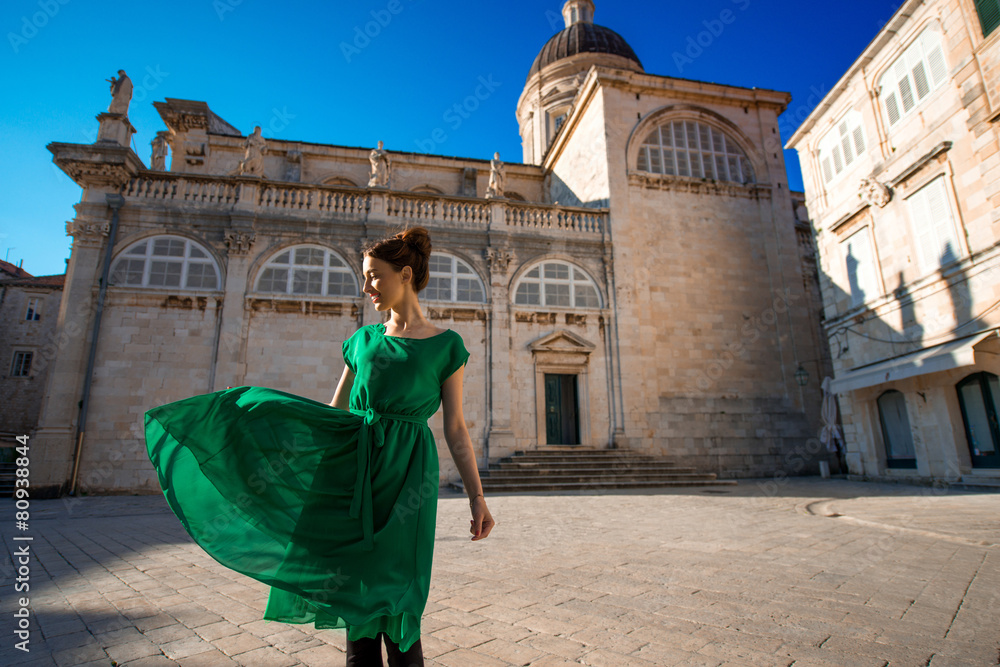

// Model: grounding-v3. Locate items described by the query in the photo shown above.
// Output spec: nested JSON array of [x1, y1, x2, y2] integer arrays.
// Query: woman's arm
[[441, 364, 495, 541], [330, 365, 355, 409]]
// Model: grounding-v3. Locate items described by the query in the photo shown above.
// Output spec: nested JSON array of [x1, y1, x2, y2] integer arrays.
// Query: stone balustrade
[[124, 175, 241, 206], [504, 201, 604, 233], [387, 194, 491, 227], [259, 184, 370, 216], [123, 173, 606, 236]]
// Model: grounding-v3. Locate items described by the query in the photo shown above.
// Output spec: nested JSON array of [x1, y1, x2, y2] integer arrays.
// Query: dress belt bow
[[348, 407, 428, 550]]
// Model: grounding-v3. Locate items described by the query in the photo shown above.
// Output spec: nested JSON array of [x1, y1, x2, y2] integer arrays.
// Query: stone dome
[[528, 21, 643, 78]]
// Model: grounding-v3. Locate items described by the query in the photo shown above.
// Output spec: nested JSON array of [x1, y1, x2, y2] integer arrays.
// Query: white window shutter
[[925, 177, 960, 265], [927, 46, 947, 86], [885, 92, 901, 125], [853, 127, 865, 155]]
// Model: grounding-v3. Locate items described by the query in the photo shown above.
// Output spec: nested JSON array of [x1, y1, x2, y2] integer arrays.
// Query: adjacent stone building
[[31, 0, 831, 496], [0, 260, 65, 448], [787, 0, 1000, 484]]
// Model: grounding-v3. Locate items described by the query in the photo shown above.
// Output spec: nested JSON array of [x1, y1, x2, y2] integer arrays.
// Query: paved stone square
[[1, 478, 998, 666]]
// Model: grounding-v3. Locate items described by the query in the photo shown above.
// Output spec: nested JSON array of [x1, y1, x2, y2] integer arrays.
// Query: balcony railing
[[123, 173, 606, 236]]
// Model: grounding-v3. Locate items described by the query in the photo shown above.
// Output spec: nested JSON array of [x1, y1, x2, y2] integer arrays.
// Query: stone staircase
[[0, 462, 15, 497], [449, 446, 736, 493]]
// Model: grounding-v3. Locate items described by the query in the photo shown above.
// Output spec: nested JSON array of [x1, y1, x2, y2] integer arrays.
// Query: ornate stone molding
[[484, 248, 514, 273], [859, 176, 891, 208], [224, 230, 256, 255], [66, 220, 110, 239], [627, 171, 771, 199]]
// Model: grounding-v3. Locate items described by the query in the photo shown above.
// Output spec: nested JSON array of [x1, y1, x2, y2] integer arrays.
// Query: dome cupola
[[528, 0, 643, 79], [517, 1, 643, 164]]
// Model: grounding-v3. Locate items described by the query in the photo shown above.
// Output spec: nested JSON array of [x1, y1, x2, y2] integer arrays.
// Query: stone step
[[484, 468, 704, 479], [451, 478, 737, 493], [450, 447, 734, 493], [476, 473, 725, 484], [496, 459, 694, 468], [500, 454, 670, 464]]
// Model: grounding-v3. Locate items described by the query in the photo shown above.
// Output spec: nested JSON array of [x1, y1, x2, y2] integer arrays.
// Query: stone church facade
[[31, 0, 832, 496], [787, 0, 1000, 484]]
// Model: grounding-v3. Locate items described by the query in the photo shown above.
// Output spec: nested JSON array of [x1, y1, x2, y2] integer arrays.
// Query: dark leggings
[[345, 631, 424, 667]]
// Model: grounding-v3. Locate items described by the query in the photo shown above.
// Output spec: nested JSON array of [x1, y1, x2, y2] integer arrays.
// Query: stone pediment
[[528, 329, 596, 354]]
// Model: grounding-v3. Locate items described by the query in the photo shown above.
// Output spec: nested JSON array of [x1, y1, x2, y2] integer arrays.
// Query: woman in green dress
[[144, 226, 495, 666]]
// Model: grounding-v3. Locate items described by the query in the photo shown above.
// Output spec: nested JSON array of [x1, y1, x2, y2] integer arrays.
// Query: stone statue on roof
[[106, 69, 132, 115], [486, 152, 506, 199], [238, 126, 267, 176], [150, 131, 170, 171], [368, 140, 391, 188]]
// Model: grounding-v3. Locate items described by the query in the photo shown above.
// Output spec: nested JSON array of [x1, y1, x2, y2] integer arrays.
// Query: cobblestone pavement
[[1, 478, 998, 667]]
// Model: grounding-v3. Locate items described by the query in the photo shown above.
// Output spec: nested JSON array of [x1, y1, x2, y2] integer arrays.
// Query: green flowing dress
[[143, 322, 469, 653]]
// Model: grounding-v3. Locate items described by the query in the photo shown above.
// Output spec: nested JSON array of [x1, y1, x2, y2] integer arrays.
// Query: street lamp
[[794, 363, 809, 387]]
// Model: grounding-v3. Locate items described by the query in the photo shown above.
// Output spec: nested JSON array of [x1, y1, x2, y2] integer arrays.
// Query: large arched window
[[255, 245, 358, 297], [877, 390, 916, 469], [637, 120, 755, 184], [514, 260, 601, 308], [110, 236, 220, 290], [424, 253, 485, 303]]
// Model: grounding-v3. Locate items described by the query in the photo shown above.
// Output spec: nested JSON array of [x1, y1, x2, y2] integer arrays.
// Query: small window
[[423, 253, 486, 303], [514, 260, 601, 309], [110, 236, 220, 290], [25, 298, 41, 321], [818, 110, 867, 186], [907, 176, 961, 275], [878, 28, 949, 130], [637, 120, 755, 184], [256, 246, 359, 297], [975, 0, 1000, 38], [842, 227, 879, 308], [11, 351, 32, 377]]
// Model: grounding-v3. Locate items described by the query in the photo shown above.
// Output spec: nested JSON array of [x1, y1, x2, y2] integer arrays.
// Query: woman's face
[[362, 255, 412, 312]]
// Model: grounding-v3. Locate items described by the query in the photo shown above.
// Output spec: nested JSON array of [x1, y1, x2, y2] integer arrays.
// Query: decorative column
[[211, 224, 257, 391], [484, 246, 517, 461]]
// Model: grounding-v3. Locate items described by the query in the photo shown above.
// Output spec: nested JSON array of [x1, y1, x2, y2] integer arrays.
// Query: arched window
[[637, 120, 755, 184], [424, 253, 485, 303], [514, 260, 601, 308], [956, 372, 1000, 468], [110, 236, 220, 290], [411, 185, 444, 195], [255, 245, 358, 297], [877, 27, 948, 128], [877, 390, 916, 469]]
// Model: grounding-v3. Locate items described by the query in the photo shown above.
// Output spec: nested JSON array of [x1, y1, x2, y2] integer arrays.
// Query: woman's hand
[[470, 496, 495, 541]]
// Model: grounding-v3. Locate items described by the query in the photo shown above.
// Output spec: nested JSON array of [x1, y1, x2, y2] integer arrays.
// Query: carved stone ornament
[[66, 220, 110, 239], [224, 230, 256, 255], [859, 176, 891, 208], [484, 248, 514, 273]]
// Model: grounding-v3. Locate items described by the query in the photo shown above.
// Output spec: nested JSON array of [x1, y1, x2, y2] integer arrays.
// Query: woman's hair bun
[[397, 226, 432, 259]]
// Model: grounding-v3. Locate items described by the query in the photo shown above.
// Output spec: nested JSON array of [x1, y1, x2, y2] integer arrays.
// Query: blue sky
[[0, 0, 904, 276]]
